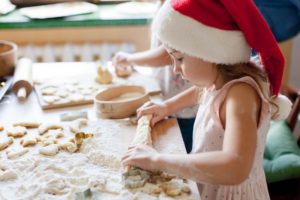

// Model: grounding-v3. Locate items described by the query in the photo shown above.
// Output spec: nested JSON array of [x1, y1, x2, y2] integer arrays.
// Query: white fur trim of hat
[[152, 1, 251, 64], [271, 94, 293, 121]]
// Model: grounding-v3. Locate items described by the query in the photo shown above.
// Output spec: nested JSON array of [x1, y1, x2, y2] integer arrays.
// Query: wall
[[289, 35, 300, 139]]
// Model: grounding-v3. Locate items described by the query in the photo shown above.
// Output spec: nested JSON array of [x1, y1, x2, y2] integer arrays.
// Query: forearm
[[165, 86, 200, 115], [127, 45, 172, 67], [154, 151, 249, 185]]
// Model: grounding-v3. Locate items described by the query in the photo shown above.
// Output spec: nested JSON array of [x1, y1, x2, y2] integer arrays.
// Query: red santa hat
[[152, 0, 285, 96]]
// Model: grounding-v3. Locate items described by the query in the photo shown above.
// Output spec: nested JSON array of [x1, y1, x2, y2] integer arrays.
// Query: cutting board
[[33, 62, 161, 110]]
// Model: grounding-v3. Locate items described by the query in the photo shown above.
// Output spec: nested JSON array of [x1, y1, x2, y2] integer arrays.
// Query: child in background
[[113, 32, 197, 154], [122, 0, 292, 199]]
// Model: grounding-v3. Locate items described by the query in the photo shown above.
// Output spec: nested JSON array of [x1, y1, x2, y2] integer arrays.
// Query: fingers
[[136, 101, 155, 118], [112, 52, 130, 68], [121, 146, 139, 166], [136, 102, 165, 127], [137, 101, 155, 111], [151, 116, 161, 127], [121, 156, 132, 167]]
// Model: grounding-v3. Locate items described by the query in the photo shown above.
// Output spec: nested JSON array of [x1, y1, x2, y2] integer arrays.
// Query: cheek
[[182, 65, 203, 78], [183, 65, 214, 82]]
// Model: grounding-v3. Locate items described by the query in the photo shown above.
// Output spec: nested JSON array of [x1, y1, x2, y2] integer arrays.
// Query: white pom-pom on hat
[[271, 94, 293, 121]]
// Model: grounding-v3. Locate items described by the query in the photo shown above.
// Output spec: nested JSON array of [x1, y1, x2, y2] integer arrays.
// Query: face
[[166, 47, 218, 88]]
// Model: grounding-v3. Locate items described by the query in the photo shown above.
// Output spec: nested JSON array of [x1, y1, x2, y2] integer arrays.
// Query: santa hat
[[153, 0, 292, 120], [152, 0, 285, 96]]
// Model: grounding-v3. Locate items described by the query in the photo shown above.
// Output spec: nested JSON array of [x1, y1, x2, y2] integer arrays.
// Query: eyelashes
[[171, 56, 183, 63], [177, 57, 183, 62]]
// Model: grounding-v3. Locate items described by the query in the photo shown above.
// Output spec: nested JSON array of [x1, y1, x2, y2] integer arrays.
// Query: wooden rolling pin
[[12, 58, 33, 101]]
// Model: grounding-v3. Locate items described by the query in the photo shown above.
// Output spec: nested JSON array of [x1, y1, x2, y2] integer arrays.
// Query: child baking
[[122, 0, 292, 199]]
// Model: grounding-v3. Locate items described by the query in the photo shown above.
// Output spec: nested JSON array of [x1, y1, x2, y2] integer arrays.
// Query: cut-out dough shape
[[43, 95, 60, 104], [0, 137, 13, 151], [39, 144, 59, 156], [74, 132, 93, 151], [41, 87, 57, 95], [159, 179, 191, 197], [41, 138, 58, 147], [59, 142, 77, 153], [0, 124, 4, 131], [96, 65, 113, 84], [13, 122, 40, 129], [7, 126, 27, 138], [39, 124, 64, 135], [20, 135, 38, 147], [69, 118, 88, 134]]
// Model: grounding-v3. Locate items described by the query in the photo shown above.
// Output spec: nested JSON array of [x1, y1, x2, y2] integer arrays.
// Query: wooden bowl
[[94, 85, 150, 119], [0, 40, 18, 77]]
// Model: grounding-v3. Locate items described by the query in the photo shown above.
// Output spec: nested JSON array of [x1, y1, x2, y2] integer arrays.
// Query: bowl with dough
[[94, 85, 150, 119]]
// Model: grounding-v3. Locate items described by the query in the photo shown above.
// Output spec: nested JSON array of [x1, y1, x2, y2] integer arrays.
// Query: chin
[[194, 82, 210, 88]]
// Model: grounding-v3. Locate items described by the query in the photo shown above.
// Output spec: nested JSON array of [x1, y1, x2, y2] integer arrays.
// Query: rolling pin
[[12, 58, 33, 101]]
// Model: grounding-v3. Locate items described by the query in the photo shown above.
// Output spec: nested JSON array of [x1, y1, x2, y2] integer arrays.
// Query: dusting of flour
[[0, 120, 196, 200]]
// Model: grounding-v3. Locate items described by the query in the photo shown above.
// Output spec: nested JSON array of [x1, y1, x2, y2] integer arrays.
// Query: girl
[[122, 0, 292, 199]]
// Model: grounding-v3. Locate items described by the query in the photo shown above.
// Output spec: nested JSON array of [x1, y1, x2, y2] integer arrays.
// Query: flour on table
[[0, 164, 17, 181], [6, 147, 29, 159], [69, 118, 88, 133], [0, 120, 196, 200]]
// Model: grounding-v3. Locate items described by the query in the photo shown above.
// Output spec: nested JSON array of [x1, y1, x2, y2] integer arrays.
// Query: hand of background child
[[112, 51, 131, 69], [137, 101, 169, 127], [121, 144, 159, 172]]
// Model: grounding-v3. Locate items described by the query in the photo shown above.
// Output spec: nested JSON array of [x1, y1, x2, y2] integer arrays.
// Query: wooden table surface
[[0, 62, 201, 199]]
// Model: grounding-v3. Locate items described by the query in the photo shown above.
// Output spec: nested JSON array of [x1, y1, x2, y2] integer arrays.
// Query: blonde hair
[[216, 61, 278, 119]]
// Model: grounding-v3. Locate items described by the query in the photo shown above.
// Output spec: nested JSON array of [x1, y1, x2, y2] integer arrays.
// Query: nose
[[173, 62, 182, 75]]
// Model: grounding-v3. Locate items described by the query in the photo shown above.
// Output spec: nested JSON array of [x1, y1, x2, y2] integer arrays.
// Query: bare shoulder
[[225, 82, 261, 111]]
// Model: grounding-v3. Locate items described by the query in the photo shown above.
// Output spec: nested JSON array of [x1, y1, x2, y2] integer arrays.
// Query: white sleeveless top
[[192, 77, 271, 200]]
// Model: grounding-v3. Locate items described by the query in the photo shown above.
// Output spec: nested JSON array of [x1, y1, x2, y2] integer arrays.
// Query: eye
[[177, 57, 183, 62]]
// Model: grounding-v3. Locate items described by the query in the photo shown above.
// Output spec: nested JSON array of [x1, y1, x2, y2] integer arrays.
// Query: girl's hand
[[122, 144, 159, 172], [112, 51, 131, 69], [137, 101, 169, 127]]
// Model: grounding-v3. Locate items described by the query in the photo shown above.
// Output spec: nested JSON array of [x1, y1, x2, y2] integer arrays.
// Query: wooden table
[[0, 62, 160, 123], [0, 62, 200, 199]]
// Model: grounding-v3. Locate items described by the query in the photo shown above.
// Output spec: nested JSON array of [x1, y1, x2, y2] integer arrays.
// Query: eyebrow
[[169, 49, 178, 54], [168, 50, 180, 58]]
